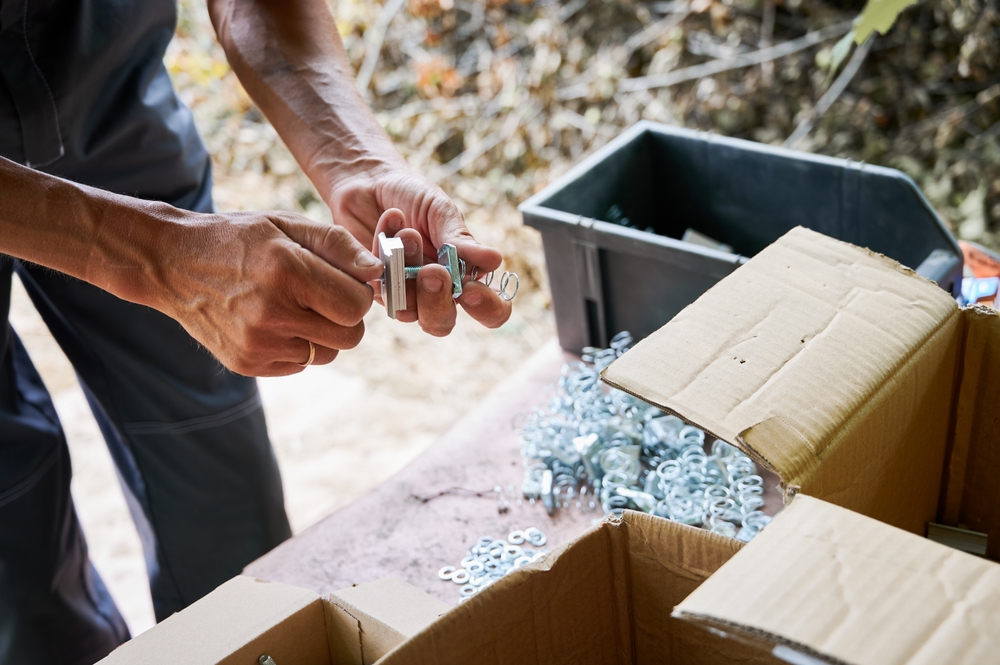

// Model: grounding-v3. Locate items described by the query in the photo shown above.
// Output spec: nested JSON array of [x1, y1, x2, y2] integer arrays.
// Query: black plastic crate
[[520, 121, 962, 354]]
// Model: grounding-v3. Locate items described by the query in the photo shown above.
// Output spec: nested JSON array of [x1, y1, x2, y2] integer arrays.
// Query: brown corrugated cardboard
[[943, 305, 1000, 552], [376, 512, 779, 665], [602, 226, 1000, 557], [96, 576, 447, 665], [95, 504, 1000, 665], [99, 576, 329, 665], [327, 577, 450, 665], [674, 495, 1000, 665]]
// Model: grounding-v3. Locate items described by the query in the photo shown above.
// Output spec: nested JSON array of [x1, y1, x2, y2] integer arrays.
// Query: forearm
[[208, 0, 406, 199], [0, 156, 186, 308]]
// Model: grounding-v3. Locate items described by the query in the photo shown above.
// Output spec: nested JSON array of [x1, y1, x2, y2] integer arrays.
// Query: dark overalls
[[0, 2, 293, 663]]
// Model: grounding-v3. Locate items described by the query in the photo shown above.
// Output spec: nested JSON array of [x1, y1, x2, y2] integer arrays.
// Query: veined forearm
[[0, 156, 184, 307], [208, 0, 406, 198]]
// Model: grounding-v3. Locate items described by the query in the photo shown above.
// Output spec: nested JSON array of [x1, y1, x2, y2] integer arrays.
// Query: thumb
[[272, 213, 384, 283], [426, 195, 502, 274]]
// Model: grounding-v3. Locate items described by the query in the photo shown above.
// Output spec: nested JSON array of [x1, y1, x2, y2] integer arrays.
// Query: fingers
[[257, 342, 338, 378], [416, 264, 457, 336], [273, 213, 384, 284], [369, 206, 510, 335], [372, 208, 407, 249], [392, 227, 458, 335], [375, 199, 501, 277], [424, 194, 503, 275], [267, 216, 376, 327], [224, 309, 362, 376], [458, 281, 512, 329]]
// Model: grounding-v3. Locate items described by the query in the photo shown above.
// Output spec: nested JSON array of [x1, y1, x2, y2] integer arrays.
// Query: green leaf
[[854, 0, 920, 44], [829, 30, 855, 76]]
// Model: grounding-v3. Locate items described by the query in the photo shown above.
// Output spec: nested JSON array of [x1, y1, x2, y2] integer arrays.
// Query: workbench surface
[[244, 339, 596, 604], [244, 338, 783, 604]]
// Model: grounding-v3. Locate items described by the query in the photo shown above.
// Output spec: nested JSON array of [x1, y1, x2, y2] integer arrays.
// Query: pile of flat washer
[[438, 528, 548, 601]]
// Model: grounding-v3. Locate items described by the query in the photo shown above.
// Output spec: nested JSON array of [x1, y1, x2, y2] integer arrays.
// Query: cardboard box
[[376, 502, 1000, 665], [373, 510, 775, 665], [674, 496, 1000, 665], [105, 500, 999, 665], [602, 226, 1000, 559], [101, 227, 1000, 664], [96, 576, 448, 665]]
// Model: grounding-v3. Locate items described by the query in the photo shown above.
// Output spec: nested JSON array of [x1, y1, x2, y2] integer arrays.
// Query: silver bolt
[[259, 656, 277, 665]]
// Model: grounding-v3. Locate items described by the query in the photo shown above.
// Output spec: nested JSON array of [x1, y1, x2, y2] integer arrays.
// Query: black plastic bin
[[520, 121, 963, 354]]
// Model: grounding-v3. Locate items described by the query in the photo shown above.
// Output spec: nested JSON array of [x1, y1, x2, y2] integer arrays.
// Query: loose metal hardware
[[378, 232, 519, 319], [438, 529, 548, 601], [520, 331, 772, 542], [259, 656, 277, 665]]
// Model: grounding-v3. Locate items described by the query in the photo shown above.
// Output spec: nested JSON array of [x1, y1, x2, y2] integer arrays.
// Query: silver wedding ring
[[298, 340, 316, 367]]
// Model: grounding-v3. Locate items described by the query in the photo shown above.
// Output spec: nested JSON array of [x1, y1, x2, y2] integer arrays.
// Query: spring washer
[[451, 569, 470, 584], [498, 272, 519, 301], [438, 565, 456, 580]]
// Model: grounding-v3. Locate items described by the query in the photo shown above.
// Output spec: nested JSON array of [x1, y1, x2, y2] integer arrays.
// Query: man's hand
[[328, 171, 514, 335], [0, 157, 383, 377], [154, 210, 384, 376], [208, 0, 514, 336]]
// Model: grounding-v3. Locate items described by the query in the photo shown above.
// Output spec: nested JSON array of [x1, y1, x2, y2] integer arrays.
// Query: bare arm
[[207, 0, 513, 335], [0, 156, 383, 375]]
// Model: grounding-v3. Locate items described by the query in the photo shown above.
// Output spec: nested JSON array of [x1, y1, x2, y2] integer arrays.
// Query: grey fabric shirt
[[0, 0, 212, 210]]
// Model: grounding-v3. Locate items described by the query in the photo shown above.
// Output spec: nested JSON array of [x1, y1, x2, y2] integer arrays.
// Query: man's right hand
[[1, 157, 387, 377], [148, 209, 385, 377]]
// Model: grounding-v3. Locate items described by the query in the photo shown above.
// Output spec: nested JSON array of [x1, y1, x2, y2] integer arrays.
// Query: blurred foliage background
[[167, 0, 1000, 265]]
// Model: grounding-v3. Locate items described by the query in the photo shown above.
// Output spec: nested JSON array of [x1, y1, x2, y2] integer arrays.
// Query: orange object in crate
[[960, 240, 1000, 278]]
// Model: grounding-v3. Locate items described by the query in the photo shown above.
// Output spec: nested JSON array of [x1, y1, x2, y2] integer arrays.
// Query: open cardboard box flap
[[96, 504, 1000, 665], [602, 226, 1000, 557], [376, 501, 1000, 665], [97, 576, 447, 665], [376, 511, 774, 665], [674, 495, 1000, 665]]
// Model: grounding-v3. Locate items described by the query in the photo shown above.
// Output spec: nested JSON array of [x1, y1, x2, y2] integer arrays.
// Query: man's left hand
[[326, 165, 513, 335]]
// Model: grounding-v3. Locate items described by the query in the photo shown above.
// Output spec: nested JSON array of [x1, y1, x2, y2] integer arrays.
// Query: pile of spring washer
[[438, 528, 548, 601], [520, 332, 772, 542]]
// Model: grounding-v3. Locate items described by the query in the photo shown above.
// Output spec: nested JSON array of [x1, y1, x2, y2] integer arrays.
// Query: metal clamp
[[378, 232, 520, 319], [379, 232, 463, 319]]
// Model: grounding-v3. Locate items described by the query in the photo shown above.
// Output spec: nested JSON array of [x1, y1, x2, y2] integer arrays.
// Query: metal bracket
[[379, 232, 464, 319], [378, 232, 406, 319]]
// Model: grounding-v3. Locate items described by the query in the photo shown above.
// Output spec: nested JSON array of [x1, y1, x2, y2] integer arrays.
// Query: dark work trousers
[[0, 188, 292, 665]]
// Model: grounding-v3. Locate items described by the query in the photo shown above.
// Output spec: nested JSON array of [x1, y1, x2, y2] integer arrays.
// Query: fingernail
[[423, 276, 444, 293], [463, 291, 483, 306], [403, 238, 419, 256], [388, 215, 403, 232], [356, 251, 381, 268]]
